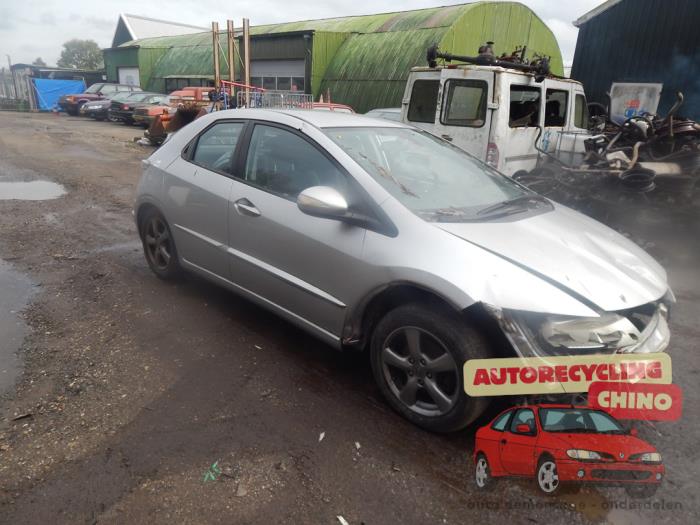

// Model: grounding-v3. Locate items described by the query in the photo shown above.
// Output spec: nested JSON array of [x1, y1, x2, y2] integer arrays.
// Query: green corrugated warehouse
[[103, 2, 563, 113]]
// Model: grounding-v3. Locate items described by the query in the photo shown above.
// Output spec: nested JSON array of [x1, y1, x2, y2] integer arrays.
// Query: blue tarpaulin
[[32, 78, 86, 111]]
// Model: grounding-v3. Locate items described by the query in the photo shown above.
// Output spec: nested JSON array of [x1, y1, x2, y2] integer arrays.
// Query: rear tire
[[370, 303, 491, 432], [139, 208, 182, 280], [475, 453, 495, 489]]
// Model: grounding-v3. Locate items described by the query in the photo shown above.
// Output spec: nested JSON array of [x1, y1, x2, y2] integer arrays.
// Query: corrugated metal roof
[[111, 2, 564, 111]]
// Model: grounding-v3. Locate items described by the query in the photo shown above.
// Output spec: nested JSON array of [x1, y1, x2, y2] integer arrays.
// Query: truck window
[[407, 80, 439, 123], [509, 86, 541, 127], [545, 89, 568, 127], [574, 94, 589, 129], [440, 79, 487, 127]]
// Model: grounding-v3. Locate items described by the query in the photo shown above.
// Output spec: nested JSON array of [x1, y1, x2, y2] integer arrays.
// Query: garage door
[[250, 60, 305, 92], [118, 67, 140, 87]]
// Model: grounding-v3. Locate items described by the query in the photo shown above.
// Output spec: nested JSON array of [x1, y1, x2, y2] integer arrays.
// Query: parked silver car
[[134, 109, 672, 432]]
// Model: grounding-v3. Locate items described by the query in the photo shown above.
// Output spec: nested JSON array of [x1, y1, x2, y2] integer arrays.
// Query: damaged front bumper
[[484, 292, 673, 358]]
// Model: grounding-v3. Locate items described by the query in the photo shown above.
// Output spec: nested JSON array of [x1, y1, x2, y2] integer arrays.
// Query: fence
[[236, 90, 313, 109]]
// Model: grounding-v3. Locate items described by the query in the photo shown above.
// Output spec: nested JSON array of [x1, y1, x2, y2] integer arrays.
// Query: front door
[[499, 408, 538, 475], [226, 122, 366, 340]]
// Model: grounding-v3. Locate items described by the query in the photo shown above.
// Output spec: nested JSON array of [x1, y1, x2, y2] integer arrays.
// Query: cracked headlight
[[484, 302, 670, 358]]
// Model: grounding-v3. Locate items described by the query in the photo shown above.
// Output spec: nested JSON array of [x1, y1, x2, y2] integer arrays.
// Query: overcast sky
[[0, 0, 606, 68]]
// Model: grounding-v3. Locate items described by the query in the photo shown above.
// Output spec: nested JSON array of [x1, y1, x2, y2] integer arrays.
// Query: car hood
[[548, 433, 656, 457], [436, 204, 667, 312]]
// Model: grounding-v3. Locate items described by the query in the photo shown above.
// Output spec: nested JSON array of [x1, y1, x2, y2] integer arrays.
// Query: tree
[[56, 39, 103, 70], [32, 57, 47, 66]]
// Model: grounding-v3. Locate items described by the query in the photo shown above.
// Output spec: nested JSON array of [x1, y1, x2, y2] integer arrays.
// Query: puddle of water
[[0, 259, 36, 394], [0, 180, 66, 201]]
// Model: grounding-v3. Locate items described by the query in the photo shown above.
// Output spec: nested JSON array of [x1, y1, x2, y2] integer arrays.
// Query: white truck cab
[[401, 59, 591, 176]]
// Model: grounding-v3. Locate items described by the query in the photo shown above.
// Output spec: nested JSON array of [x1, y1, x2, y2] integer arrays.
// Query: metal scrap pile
[[580, 92, 700, 191]]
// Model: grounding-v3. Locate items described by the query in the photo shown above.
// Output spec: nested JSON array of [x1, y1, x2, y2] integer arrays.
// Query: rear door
[[432, 70, 494, 160], [163, 120, 245, 279], [494, 76, 544, 176]]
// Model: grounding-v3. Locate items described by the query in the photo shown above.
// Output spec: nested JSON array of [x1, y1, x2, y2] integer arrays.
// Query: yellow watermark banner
[[463, 353, 672, 396]]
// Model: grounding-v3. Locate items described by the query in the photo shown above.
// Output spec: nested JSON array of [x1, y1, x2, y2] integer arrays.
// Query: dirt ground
[[0, 112, 698, 525]]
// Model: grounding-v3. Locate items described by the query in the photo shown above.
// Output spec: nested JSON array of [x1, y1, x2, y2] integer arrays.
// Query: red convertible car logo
[[473, 404, 664, 498]]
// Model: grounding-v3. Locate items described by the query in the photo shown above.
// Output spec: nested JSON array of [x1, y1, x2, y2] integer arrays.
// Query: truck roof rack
[[426, 43, 551, 82]]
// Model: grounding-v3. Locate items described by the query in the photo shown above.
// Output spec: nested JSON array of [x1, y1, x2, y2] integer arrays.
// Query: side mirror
[[297, 186, 348, 220], [515, 424, 532, 434], [630, 427, 638, 437]]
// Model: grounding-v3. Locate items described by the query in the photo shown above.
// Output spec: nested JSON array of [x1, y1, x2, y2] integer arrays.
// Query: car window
[[491, 410, 512, 431], [408, 80, 439, 123], [85, 83, 104, 94], [243, 125, 347, 200], [509, 85, 541, 127], [545, 89, 568, 127], [539, 408, 625, 434], [441, 79, 487, 127], [509, 409, 536, 434], [101, 85, 118, 94], [574, 94, 588, 129], [191, 122, 245, 175], [325, 127, 529, 220]]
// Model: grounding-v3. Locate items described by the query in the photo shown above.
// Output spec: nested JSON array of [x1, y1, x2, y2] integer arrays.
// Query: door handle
[[500, 439, 507, 445], [441, 134, 453, 142], [233, 198, 260, 217]]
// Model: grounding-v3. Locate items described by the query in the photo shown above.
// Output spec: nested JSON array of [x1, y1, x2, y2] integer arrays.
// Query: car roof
[[367, 108, 401, 113], [270, 109, 408, 129]]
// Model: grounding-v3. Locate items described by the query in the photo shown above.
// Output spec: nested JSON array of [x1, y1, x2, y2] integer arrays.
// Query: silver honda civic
[[134, 109, 672, 432]]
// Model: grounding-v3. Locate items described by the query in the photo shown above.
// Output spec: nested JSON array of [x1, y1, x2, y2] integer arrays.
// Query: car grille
[[110, 101, 122, 111], [134, 108, 149, 116], [591, 469, 652, 481]]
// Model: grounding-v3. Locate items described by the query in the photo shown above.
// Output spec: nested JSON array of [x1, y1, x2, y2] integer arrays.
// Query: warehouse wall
[[572, 0, 700, 119]]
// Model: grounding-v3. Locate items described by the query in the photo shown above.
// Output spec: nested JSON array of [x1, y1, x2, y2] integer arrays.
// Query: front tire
[[536, 456, 561, 495], [370, 303, 491, 432], [139, 208, 182, 280]]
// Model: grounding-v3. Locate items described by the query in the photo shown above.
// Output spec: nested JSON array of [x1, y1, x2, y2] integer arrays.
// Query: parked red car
[[473, 404, 664, 497]]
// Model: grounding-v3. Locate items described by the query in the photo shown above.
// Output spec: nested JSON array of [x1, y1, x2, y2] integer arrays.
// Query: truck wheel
[[370, 303, 491, 432]]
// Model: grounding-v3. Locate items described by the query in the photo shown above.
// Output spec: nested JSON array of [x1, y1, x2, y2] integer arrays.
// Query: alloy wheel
[[538, 460, 559, 493], [380, 326, 460, 417], [144, 216, 172, 271], [475, 457, 489, 488]]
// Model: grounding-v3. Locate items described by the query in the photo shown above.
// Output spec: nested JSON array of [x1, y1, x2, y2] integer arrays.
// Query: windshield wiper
[[476, 194, 550, 216]]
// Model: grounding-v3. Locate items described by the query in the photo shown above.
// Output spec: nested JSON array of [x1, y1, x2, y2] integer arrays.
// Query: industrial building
[[103, 2, 564, 113], [572, 0, 700, 119]]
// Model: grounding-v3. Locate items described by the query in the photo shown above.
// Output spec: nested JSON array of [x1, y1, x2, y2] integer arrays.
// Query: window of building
[[545, 89, 568, 127], [243, 125, 346, 199], [191, 122, 245, 174], [509, 85, 541, 127], [276, 77, 291, 91], [407, 79, 439, 123], [291, 77, 305, 92], [441, 79, 487, 127], [250, 77, 263, 88], [574, 94, 589, 129], [262, 77, 277, 91]]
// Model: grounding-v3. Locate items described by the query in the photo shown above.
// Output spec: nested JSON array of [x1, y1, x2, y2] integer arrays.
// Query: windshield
[[324, 127, 536, 221], [125, 93, 152, 103], [539, 408, 625, 434], [84, 83, 104, 94], [110, 93, 133, 102]]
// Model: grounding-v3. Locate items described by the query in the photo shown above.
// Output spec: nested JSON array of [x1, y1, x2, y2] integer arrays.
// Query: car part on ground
[[134, 109, 672, 431]]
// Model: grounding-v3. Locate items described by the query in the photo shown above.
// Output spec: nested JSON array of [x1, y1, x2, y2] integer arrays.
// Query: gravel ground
[[0, 112, 698, 524]]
